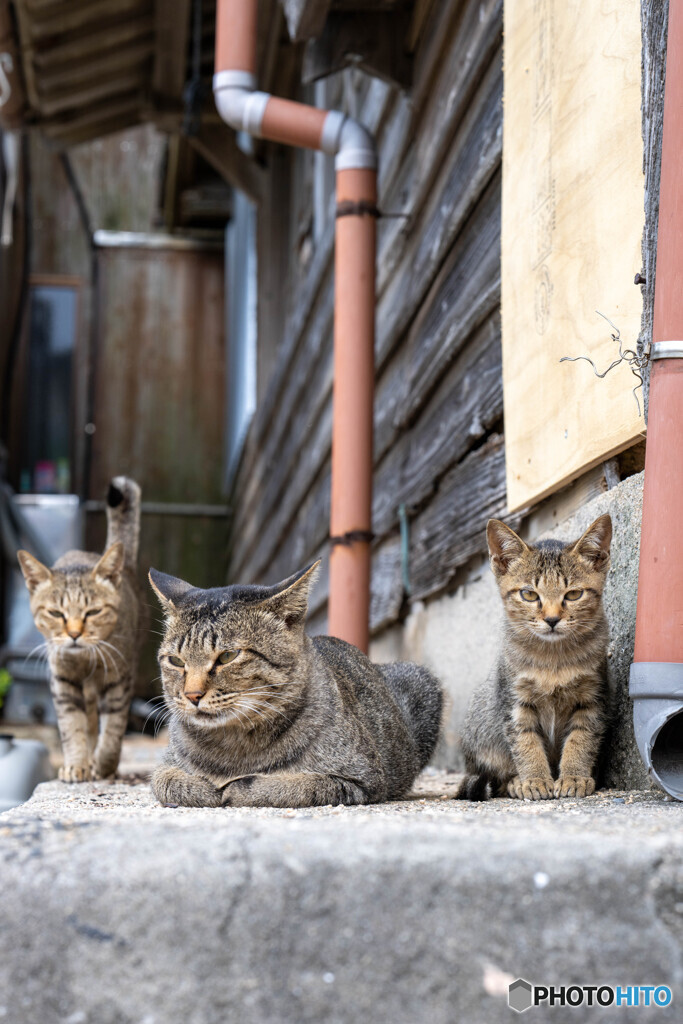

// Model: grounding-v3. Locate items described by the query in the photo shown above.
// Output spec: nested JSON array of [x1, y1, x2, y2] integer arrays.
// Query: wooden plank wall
[[230, 0, 511, 634]]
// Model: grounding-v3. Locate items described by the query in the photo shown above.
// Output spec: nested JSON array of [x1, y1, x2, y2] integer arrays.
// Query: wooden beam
[[407, 0, 436, 51], [32, 16, 155, 71], [281, 0, 330, 42], [38, 38, 154, 93], [35, 71, 149, 118], [11, 0, 41, 111], [24, 0, 148, 41], [44, 110, 143, 148], [153, 0, 192, 98], [40, 93, 143, 142], [302, 10, 412, 88], [189, 126, 265, 204]]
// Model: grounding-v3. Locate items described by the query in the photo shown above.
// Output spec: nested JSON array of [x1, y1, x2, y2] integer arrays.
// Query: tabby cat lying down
[[149, 562, 443, 808]]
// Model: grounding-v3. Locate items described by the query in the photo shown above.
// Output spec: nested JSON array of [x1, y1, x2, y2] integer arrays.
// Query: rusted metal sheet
[[88, 242, 226, 505]]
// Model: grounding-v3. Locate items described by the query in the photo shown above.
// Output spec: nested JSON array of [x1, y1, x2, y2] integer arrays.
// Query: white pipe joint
[[321, 110, 377, 171], [213, 71, 377, 172], [213, 71, 269, 136]]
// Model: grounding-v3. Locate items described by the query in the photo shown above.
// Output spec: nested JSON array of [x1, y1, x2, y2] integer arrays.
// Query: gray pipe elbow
[[629, 662, 683, 800]]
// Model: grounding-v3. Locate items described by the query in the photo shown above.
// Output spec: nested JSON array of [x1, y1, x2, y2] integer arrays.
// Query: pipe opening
[[651, 712, 683, 798]]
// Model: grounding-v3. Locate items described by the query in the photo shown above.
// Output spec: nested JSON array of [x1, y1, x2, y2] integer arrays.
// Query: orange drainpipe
[[214, 0, 377, 652], [630, 0, 683, 800]]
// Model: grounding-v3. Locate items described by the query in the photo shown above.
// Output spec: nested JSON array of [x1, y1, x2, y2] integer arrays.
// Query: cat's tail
[[455, 773, 493, 801], [105, 476, 141, 568]]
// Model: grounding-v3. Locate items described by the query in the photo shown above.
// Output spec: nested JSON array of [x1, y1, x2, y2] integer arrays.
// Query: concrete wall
[[371, 472, 648, 789]]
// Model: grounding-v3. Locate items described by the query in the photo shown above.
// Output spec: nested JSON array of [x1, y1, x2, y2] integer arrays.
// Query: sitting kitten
[[457, 514, 612, 801], [18, 477, 142, 782], [148, 562, 443, 808]]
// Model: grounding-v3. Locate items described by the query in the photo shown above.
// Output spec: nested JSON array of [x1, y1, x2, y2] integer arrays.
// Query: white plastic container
[[0, 734, 54, 812]]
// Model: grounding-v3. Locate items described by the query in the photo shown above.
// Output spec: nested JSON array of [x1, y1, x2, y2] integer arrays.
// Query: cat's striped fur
[[457, 515, 613, 801], [149, 562, 443, 808], [18, 477, 142, 781]]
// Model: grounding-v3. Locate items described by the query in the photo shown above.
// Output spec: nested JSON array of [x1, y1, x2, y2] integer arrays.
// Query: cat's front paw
[[59, 763, 92, 783], [90, 755, 118, 781], [152, 765, 223, 807], [554, 776, 595, 799], [508, 776, 554, 800]]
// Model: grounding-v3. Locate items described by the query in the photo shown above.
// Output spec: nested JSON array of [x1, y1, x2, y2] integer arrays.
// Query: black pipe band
[[335, 200, 380, 219], [329, 529, 375, 548]]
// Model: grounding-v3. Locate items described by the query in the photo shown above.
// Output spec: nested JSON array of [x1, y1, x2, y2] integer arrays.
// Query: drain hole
[[651, 712, 683, 798]]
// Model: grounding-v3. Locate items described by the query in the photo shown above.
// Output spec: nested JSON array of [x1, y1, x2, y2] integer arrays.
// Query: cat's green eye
[[48, 609, 64, 619], [520, 589, 539, 602], [565, 589, 584, 601], [217, 650, 240, 665], [85, 608, 102, 617], [168, 655, 185, 668]]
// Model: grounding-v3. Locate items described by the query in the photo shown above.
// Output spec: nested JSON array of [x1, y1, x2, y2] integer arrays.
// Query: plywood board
[[502, 0, 646, 512]]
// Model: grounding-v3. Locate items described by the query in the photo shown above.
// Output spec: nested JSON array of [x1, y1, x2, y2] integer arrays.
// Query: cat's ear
[[571, 514, 612, 571], [486, 520, 529, 576], [148, 568, 195, 610], [93, 542, 125, 587], [17, 550, 52, 594], [262, 561, 321, 628]]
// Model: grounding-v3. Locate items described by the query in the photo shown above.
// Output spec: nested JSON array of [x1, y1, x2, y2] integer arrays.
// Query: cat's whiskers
[[96, 639, 127, 666], [154, 709, 173, 738], [232, 698, 271, 725], [238, 696, 292, 725], [141, 695, 171, 734], [24, 641, 50, 664], [225, 703, 254, 729]]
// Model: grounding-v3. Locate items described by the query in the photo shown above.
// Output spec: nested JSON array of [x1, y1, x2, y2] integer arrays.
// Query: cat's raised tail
[[105, 476, 141, 568]]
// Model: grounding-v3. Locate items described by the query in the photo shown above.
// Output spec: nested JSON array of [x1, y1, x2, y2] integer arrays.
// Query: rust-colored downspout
[[214, 0, 377, 652], [630, 0, 683, 800]]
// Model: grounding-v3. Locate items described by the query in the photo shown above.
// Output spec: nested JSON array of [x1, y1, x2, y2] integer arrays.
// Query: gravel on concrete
[[1, 766, 682, 1024]]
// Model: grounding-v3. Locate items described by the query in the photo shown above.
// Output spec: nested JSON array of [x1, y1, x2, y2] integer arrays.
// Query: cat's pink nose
[[185, 691, 204, 707], [66, 619, 83, 639], [545, 616, 560, 630]]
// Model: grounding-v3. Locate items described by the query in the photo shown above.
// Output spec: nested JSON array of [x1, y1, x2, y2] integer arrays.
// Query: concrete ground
[[1, 740, 682, 1024]]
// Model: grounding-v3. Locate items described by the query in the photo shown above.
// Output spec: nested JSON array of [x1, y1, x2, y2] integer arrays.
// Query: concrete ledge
[[1, 775, 682, 1023]]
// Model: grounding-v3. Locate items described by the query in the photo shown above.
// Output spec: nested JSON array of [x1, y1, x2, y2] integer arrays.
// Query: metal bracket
[[651, 341, 683, 360]]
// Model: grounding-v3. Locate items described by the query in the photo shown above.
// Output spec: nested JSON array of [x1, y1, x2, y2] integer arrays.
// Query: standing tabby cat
[[18, 477, 142, 781], [457, 514, 612, 801], [149, 562, 443, 808]]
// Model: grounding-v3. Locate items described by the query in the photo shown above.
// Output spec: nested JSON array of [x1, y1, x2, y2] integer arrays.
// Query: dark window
[[20, 283, 78, 493]]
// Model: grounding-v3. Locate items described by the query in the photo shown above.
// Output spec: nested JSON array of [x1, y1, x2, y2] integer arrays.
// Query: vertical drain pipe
[[213, 0, 377, 652], [630, 0, 683, 800]]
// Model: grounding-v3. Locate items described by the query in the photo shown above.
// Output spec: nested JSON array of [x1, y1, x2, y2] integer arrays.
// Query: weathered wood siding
[[230, 0, 509, 633]]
